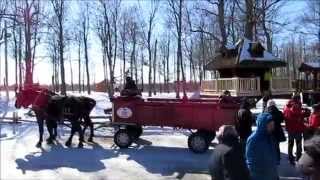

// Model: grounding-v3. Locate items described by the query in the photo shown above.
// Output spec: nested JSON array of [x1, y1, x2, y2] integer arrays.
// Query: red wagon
[[111, 96, 239, 153]]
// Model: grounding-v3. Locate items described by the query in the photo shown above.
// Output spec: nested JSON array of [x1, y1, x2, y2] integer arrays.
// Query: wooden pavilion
[[201, 38, 292, 97], [298, 58, 320, 105]]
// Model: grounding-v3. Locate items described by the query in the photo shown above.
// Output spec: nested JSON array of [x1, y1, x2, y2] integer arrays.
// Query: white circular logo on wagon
[[116, 107, 133, 118]]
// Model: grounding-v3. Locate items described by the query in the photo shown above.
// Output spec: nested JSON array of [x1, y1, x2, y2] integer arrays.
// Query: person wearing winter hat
[[266, 99, 286, 164]]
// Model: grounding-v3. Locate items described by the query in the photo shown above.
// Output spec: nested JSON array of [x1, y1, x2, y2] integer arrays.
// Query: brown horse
[[15, 87, 96, 148]]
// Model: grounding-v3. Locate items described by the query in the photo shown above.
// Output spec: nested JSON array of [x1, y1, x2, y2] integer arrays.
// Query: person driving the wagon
[[120, 76, 141, 97]]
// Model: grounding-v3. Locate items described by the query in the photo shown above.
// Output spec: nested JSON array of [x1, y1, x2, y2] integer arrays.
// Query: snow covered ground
[[0, 92, 306, 180]]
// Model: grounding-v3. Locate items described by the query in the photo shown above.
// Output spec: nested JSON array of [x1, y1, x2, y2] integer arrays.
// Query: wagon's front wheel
[[114, 129, 133, 148], [188, 132, 209, 153]]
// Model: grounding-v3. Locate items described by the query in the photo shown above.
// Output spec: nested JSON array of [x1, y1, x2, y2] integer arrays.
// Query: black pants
[[288, 133, 302, 160]]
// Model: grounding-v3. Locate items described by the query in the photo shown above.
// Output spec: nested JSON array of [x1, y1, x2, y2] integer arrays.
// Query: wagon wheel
[[188, 132, 209, 153], [127, 125, 143, 140], [114, 129, 133, 148]]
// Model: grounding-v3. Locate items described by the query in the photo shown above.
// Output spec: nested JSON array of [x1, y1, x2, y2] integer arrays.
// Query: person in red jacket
[[283, 94, 309, 165], [306, 104, 320, 139]]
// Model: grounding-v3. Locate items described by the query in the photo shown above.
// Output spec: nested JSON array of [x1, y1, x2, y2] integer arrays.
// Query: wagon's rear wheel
[[114, 129, 133, 148], [188, 132, 209, 153], [127, 125, 143, 140]]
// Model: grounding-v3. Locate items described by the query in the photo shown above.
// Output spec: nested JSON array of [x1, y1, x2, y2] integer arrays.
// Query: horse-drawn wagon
[[110, 96, 239, 153]]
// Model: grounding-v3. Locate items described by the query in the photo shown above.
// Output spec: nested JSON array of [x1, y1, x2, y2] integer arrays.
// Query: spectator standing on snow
[[236, 100, 253, 146], [297, 135, 320, 180], [209, 125, 250, 180], [246, 113, 278, 180], [306, 103, 320, 139], [266, 100, 286, 163], [283, 94, 309, 164], [262, 91, 271, 112]]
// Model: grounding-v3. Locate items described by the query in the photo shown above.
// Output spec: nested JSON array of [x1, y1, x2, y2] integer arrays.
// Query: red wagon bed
[[111, 96, 239, 153]]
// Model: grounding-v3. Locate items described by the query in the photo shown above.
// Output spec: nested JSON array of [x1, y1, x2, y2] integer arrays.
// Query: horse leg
[[84, 115, 94, 142], [52, 120, 58, 140], [45, 120, 54, 144], [36, 117, 44, 148], [75, 120, 84, 148], [65, 123, 75, 147]]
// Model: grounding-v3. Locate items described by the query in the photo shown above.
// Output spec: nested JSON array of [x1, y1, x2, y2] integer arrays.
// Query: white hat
[[267, 99, 276, 108]]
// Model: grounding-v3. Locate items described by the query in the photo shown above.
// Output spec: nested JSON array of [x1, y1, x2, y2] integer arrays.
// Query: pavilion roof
[[205, 38, 286, 70], [299, 57, 320, 72]]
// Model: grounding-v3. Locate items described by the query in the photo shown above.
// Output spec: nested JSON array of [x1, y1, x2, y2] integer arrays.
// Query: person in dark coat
[[266, 100, 286, 164], [246, 113, 278, 180], [120, 77, 141, 96], [209, 125, 250, 180], [262, 91, 271, 112], [297, 135, 320, 180], [236, 100, 253, 145]]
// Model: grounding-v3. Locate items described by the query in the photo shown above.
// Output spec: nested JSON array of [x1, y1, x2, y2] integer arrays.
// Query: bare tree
[[153, 39, 157, 95], [51, 0, 66, 94], [168, 0, 186, 98], [96, 0, 121, 97], [143, 0, 159, 97], [80, 2, 91, 94]]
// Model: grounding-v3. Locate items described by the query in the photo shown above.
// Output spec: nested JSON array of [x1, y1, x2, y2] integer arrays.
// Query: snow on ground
[[0, 92, 307, 180]]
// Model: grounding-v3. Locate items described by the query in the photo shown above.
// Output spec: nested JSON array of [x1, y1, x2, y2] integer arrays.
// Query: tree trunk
[[18, 26, 22, 89], [78, 38, 81, 93], [83, 29, 90, 94], [244, 0, 254, 40], [153, 39, 157, 95], [69, 58, 74, 92]]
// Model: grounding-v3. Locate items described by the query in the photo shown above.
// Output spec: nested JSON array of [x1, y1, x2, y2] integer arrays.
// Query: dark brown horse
[[15, 87, 96, 148]]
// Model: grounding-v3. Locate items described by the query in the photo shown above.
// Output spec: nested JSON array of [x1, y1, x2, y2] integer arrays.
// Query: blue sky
[[0, 0, 313, 86]]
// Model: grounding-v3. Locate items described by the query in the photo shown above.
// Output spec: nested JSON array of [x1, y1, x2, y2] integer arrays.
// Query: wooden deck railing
[[270, 77, 292, 91], [201, 77, 292, 96], [201, 77, 261, 96]]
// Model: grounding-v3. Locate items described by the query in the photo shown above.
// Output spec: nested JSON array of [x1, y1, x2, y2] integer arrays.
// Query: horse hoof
[[65, 141, 72, 147], [36, 142, 42, 148], [46, 139, 54, 145], [88, 138, 93, 142], [78, 143, 84, 148]]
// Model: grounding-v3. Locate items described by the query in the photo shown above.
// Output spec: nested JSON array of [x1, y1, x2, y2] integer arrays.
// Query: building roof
[[299, 57, 320, 72], [205, 38, 286, 70]]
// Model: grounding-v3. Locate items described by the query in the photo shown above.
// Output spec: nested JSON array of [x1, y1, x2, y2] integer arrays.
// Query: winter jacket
[[236, 102, 253, 140], [209, 137, 250, 180], [267, 106, 286, 142], [283, 100, 306, 134], [246, 113, 278, 180], [297, 136, 320, 180]]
